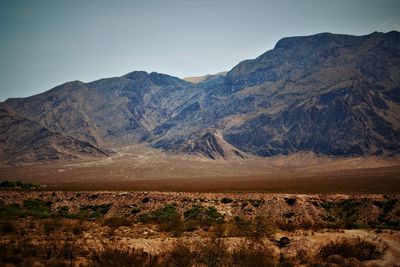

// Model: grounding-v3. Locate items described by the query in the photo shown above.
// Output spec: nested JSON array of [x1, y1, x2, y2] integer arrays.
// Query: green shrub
[[184, 205, 203, 220], [140, 204, 183, 235], [183, 205, 223, 231], [0, 199, 52, 219], [71, 204, 112, 220], [152, 204, 179, 223], [207, 206, 223, 222]]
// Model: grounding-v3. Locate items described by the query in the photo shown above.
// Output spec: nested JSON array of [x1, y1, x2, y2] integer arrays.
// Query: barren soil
[[1, 145, 400, 193]]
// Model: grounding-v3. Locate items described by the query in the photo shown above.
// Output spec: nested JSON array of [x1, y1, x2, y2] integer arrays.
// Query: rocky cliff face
[[1, 31, 399, 163]]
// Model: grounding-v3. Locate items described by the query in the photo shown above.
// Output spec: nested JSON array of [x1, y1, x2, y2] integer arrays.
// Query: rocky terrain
[[1, 190, 400, 266], [1, 31, 399, 164]]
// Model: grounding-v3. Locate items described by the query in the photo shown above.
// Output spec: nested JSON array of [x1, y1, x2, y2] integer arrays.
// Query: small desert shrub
[[233, 216, 252, 236], [285, 198, 297, 206], [72, 224, 85, 235], [278, 252, 296, 267], [374, 198, 398, 213], [0, 239, 38, 265], [43, 219, 63, 234], [296, 249, 310, 264], [318, 237, 384, 261], [0, 238, 81, 266], [0, 180, 16, 188], [206, 206, 224, 222], [251, 216, 274, 240], [0, 199, 53, 220], [0, 180, 40, 189], [221, 197, 233, 204], [91, 243, 149, 267], [0, 198, 54, 219], [231, 242, 276, 267], [338, 199, 361, 219], [183, 205, 223, 230], [0, 221, 16, 234], [88, 194, 100, 200], [165, 241, 197, 267], [102, 216, 132, 228], [57, 206, 70, 217], [184, 205, 203, 220], [284, 212, 295, 218], [140, 204, 183, 235], [24, 199, 53, 217], [142, 197, 150, 203], [249, 199, 263, 208], [87, 204, 111, 215], [195, 237, 229, 267], [140, 204, 179, 224], [131, 207, 141, 214], [232, 216, 274, 239], [69, 203, 112, 220]]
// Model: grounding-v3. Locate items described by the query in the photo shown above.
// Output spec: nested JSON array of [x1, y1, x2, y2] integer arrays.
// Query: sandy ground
[[1, 145, 400, 193]]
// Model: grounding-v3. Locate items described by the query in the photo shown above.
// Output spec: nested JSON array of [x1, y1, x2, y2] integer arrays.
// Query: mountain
[[0, 104, 108, 164], [1, 31, 400, 164], [183, 71, 227, 84]]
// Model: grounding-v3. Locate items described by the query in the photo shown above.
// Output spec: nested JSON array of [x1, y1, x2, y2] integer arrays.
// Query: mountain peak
[[122, 71, 149, 80]]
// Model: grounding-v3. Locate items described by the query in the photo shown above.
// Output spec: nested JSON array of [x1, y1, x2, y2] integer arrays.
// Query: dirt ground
[[1, 145, 400, 193]]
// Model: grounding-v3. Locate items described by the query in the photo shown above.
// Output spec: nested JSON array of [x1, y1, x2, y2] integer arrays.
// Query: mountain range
[[1, 31, 399, 164]]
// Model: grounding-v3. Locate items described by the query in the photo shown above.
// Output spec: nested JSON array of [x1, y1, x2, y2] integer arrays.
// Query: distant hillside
[[1, 31, 400, 164]]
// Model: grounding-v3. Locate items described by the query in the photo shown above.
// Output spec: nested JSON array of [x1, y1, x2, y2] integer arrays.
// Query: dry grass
[[317, 237, 384, 261]]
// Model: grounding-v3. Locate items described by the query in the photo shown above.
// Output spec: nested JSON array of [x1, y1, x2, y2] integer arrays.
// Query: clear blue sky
[[1, 0, 399, 101]]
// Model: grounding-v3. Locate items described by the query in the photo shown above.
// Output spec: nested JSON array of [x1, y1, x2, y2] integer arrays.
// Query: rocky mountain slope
[[0, 104, 108, 164], [1, 31, 399, 163]]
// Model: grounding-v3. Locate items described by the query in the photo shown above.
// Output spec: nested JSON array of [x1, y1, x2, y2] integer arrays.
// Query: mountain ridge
[[1, 31, 399, 164]]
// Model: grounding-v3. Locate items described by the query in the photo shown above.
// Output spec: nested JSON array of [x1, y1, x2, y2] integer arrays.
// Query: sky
[[0, 0, 399, 101]]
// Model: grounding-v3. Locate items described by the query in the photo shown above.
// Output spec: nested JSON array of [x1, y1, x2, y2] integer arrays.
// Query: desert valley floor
[[1, 146, 400, 266], [1, 145, 400, 193]]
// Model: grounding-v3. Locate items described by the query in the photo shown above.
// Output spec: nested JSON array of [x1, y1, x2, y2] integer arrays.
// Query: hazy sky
[[1, 0, 399, 101]]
